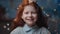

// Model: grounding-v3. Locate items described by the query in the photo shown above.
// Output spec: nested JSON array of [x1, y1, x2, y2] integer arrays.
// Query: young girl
[[10, 1, 51, 34]]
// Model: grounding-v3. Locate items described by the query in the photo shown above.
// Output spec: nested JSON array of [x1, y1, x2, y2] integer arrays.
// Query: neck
[[26, 24, 36, 27]]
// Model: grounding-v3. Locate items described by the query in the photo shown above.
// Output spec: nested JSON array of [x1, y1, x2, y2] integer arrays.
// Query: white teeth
[[27, 19, 32, 20]]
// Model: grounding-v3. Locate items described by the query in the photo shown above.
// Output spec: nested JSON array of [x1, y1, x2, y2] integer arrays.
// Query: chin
[[27, 23, 35, 26]]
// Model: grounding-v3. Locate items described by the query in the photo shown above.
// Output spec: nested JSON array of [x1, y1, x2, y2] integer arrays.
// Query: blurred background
[[0, 0, 60, 34]]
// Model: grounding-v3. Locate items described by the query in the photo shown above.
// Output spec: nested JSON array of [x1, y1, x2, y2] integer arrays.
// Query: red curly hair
[[10, 0, 48, 31]]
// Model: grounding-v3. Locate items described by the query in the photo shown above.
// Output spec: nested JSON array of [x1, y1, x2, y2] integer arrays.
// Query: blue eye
[[32, 11, 37, 14], [25, 12, 28, 14]]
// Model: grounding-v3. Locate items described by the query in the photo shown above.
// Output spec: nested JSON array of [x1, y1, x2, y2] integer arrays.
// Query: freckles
[[33, 14, 37, 17]]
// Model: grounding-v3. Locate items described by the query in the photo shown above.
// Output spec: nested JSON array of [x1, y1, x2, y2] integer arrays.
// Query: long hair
[[11, 2, 48, 30]]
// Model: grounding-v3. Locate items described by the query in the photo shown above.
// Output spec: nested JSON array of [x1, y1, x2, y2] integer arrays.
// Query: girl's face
[[21, 5, 38, 26]]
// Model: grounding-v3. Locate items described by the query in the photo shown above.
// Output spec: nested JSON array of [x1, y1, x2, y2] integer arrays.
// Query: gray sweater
[[10, 24, 51, 34]]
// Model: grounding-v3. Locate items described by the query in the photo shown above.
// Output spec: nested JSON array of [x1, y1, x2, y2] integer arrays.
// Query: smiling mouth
[[26, 19, 34, 21]]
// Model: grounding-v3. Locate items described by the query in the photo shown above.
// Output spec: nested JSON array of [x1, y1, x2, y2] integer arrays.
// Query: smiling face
[[21, 5, 38, 26]]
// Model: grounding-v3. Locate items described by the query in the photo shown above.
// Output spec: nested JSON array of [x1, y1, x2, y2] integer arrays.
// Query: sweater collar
[[23, 24, 38, 32]]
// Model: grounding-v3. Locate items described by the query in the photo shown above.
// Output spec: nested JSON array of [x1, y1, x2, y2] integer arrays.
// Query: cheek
[[33, 14, 37, 19], [21, 14, 27, 19]]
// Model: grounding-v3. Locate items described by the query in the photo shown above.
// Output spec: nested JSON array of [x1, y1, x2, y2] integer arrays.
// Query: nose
[[28, 13, 32, 17]]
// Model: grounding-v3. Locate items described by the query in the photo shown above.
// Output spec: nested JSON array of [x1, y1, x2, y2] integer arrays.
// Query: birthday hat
[[28, 0, 37, 3]]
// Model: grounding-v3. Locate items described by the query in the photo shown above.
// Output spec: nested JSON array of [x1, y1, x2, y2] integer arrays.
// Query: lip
[[26, 19, 34, 21]]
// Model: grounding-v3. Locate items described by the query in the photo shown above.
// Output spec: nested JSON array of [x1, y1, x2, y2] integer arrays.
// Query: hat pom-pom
[[29, 0, 37, 3]]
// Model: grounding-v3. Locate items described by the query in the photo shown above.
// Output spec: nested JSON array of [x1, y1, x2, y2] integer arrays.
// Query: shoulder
[[39, 27, 51, 34], [40, 27, 48, 31], [10, 27, 22, 34]]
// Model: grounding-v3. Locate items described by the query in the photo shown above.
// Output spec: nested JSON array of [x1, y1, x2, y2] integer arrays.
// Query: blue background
[[0, 0, 60, 34]]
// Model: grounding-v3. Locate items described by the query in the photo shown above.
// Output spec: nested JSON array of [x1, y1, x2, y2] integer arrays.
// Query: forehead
[[24, 5, 36, 11]]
